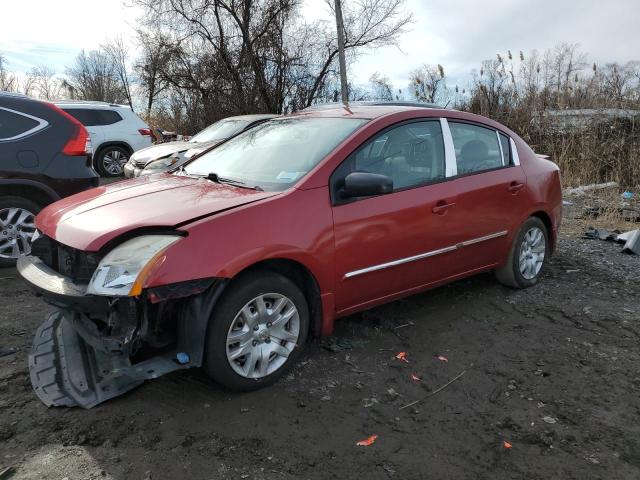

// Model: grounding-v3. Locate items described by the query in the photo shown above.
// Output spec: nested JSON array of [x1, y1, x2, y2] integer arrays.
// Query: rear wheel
[[204, 271, 309, 391], [495, 217, 548, 289], [96, 146, 130, 177], [0, 196, 40, 267]]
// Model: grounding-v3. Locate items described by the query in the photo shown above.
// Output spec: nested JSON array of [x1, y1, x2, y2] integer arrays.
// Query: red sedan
[[19, 103, 562, 408]]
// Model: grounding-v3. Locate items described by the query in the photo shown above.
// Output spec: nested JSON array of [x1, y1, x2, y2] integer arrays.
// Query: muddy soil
[[1, 214, 639, 479]]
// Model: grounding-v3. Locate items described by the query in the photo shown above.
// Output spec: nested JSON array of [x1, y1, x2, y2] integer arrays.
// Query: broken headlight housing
[[87, 235, 181, 297]]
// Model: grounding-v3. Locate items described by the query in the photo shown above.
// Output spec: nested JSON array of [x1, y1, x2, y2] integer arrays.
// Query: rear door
[[331, 119, 462, 313], [445, 120, 527, 271]]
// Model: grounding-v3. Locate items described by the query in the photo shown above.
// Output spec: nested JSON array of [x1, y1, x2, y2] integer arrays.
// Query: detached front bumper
[[18, 255, 220, 408]]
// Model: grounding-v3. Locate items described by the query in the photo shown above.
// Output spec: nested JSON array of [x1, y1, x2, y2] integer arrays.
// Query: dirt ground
[[1, 199, 639, 480]]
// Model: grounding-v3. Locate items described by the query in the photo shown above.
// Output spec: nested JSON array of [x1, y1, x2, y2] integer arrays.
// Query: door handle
[[508, 182, 525, 194], [432, 201, 456, 215]]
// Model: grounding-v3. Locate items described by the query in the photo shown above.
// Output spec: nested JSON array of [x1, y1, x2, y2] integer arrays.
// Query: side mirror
[[342, 172, 393, 198]]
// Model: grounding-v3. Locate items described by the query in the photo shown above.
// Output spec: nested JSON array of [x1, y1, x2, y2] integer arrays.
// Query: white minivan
[[55, 101, 153, 177]]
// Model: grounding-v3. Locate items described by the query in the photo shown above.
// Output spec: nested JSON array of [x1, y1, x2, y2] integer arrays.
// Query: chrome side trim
[[0, 107, 49, 142], [344, 230, 509, 279], [440, 118, 457, 177]]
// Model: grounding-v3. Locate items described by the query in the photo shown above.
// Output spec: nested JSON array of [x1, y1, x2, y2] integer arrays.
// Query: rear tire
[[95, 146, 130, 177], [0, 196, 41, 268], [495, 217, 549, 289], [204, 271, 309, 391]]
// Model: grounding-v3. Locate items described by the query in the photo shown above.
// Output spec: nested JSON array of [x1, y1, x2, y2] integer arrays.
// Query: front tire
[[0, 196, 41, 267], [204, 271, 309, 391], [96, 146, 130, 177], [495, 217, 549, 289]]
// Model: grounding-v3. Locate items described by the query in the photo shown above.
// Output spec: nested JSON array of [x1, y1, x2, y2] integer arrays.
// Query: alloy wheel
[[226, 293, 300, 379], [0, 207, 36, 259], [103, 149, 128, 175], [519, 227, 546, 280]]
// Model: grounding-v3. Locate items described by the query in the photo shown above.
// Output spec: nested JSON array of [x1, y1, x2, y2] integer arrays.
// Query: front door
[[331, 120, 460, 313]]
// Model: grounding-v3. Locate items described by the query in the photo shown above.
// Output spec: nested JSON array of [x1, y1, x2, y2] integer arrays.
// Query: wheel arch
[[0, 180, 58, 208], [95, 141, 133, 158], [529, 210, 555, 253], [231, 258, 324, 338]]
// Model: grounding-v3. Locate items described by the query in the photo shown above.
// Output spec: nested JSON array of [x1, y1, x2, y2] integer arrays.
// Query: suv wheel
[[495, 217, 549, 288], [204, 271, 309, 391], [96, 146, 130, 177], [0, 196, 40, 267]]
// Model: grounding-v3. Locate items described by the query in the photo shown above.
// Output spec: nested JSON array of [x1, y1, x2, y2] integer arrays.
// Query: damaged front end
[[18, 235, 225, 409]]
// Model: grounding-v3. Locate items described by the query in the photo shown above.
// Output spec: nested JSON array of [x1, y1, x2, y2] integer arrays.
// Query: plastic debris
[[356, 434, 378, 446], [503, 441, 513, 449], [622, 191, 634, 200], [436, 355, 448, 363], [410, 373, 421, 382], [564, 181, 618, 196], [542, 416, 557, 424], [395, 352, 409, 363], [584, 227, 640, 255]]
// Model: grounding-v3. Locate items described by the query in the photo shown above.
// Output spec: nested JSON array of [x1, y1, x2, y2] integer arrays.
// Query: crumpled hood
[[36, 174, 280, 251], [130, 141, 194, 164]]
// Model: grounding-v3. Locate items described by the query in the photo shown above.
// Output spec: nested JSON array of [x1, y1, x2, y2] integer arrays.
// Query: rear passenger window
[[63, 108, 122, 126], [348, 120, 446, 191], [449, 122, 504, 174], [0, 108, 39, 140], [498, 132, 512, 166]]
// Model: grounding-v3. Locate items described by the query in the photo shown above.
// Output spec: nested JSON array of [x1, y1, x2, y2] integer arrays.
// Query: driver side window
[[348, 120, 446, 191]]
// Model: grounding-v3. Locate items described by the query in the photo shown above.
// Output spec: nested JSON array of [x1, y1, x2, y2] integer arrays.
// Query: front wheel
[[204, 271, 309, 391], [495, 217, 549, 289], [0, 196, 41, 267]]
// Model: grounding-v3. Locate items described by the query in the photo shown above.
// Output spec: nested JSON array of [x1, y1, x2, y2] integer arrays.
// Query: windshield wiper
[[205, 172, 263, 191]]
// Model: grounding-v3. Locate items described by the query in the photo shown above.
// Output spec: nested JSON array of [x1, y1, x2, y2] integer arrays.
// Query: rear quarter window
[[0, 108, 41, 140], [62, 108, 122, 126]]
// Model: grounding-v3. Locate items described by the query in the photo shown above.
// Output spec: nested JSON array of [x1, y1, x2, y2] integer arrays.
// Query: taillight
[[45, 103, 90, 156], [138, 128, 152, 136]]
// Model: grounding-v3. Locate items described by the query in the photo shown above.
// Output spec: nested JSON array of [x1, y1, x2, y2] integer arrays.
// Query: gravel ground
[[1, 209, 639, 479]]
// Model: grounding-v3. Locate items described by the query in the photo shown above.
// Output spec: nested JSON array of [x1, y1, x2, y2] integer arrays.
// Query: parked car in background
[[55, 101, 153, 177], [18, 103, 562, 408], [0, 92, 98, 267], [124, 114, 276, 178]]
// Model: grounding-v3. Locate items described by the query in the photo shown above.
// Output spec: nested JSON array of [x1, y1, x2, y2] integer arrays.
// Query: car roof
[[223, 114, 278, 122], [52, 100, 132, 109], [288, 102, 450, 120]]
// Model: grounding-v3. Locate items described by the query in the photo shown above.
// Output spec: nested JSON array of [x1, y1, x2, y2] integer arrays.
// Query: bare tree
[[65, 49, 128, 103], [369, 72, 394, 100], [102, 37, 134, 108], [29, 65, 60, 100], [0, 54, 19, 92]]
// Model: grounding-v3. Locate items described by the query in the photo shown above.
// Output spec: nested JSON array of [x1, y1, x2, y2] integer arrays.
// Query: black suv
[[0, 92, 98, 266]]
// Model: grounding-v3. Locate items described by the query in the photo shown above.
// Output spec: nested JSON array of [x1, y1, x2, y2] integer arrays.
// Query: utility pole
[[334, 0, 349, 106]]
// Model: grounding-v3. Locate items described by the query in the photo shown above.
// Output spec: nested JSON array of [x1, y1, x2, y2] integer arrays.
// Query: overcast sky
[[2, 0, 639, 91]]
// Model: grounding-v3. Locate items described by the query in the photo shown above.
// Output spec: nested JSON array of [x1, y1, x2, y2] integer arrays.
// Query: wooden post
[[334, 0, 349, 106]]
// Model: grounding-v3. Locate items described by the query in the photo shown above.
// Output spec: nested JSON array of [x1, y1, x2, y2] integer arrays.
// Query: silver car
[[124, 114, 276, 177]]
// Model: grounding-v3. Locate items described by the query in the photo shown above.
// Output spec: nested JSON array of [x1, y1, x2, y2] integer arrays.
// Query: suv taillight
[[45, 103, 91, 156], [138, 128, 152, 136]]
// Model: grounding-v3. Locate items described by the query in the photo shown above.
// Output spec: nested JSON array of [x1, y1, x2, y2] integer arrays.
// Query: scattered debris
[[562, 200, 573, 206], [542, 416, 557, 424], [400, 370, 467, 410], [394, 321, 414, 330], [321, 337, 367, 352], [0, 347, 16, 358], [0, 466, 14, 479], [362, 397, 379, 408], [410, 373, 421, 382], [356, 434, 378, 446], [583, 227, 640, 255], [564, 182, 619, 197], [436, 355, 448, 363], [395, 352, 409, 363], [503, 441, 513, 449], [622, 191, 635, 200]]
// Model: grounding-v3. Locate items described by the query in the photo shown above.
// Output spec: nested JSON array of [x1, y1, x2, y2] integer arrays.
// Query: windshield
[[190, 119, 250, 143], [184, 117, 367, 191]]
